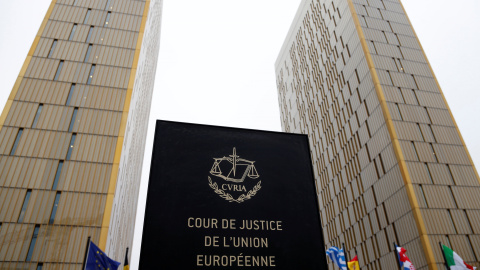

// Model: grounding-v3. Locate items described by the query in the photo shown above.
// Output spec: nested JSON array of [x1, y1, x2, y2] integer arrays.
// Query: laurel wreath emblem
[[208, 176, 261, 203]]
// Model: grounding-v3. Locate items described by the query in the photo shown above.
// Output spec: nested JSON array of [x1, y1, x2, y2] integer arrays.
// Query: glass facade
[[276, 0, 480, 269], [0, 0, 162, 268]]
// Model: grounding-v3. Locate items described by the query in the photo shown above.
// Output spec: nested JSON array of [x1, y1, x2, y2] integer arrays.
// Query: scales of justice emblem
[[208, 148, 261, 203]]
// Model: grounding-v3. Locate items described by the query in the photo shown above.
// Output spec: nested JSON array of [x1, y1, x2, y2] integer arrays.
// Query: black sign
[[139, 121, 327, 269]]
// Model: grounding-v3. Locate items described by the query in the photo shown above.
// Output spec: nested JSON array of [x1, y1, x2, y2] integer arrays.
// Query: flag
[[85, 241, 121, 270], [123, 247, 129, 270], [326, 246, 347, 270], [395, 244, 416, 270], [347, 255, 359, 270], [442, 245, 476, 270]]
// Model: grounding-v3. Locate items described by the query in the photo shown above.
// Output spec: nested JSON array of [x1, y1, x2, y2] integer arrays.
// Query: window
[[66, 84, 75, 106], [68, 108, 78, 132], [26, 225, 40, 261], [32, 104, 43, 128], [429, 143, 438, 162], [394, 103, 403, 120], [36, 263, 43, 270], [18, 190, 32, 222], [66, 134, 76, 160], [84, 9, 91, 24], [411, 141, 419, 161], [68, 24, 77, 41], [424, 163, 433, 184], [49, 192, 61, 224], [86, 26, 94, 43], [84, 44, 92, 62], [54, 60, 64, 81], [10, 128, 23, 155], [47, 40, 57, 58], [73, 0, 78, 5], [105, 12, 111, 26], [87, 64, 95, 85], [52, 161, 63, 190], [105, 0, 113, 10]]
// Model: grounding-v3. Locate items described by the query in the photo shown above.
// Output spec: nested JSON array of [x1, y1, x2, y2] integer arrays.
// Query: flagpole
[[439, 242, 451, 270], [342, 243, 348, 263], [393, 242, 402, 270], [82, 236, 91, 270]]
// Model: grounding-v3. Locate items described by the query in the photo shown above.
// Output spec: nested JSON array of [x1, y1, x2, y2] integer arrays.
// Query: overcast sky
[[0, 1, 479, 269]]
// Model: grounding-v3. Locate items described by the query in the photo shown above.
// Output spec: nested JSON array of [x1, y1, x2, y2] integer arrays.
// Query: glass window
[[36, 263, 43, 270], [32, 104, 43, 128], [86, 26, 94, 43], [105, 12, 111, 26], [68, 24, 77, 41], [105, 0, 113, 10], [84, 44, 92, 62], [10, 128, 24, 155], [424, 163, 433, 184], [18, 190, 32, 222], [49, 192, 61, 224], [68, 108, 78, 132], [47, 40, 57, 58], [87, 64, 96, 85], [26, 225, 40, 261], [66, 134, 76, 160], [411, 141, 419, 161], [52, 161, 63, 190], [54, 60, 64, 81], [66, 84, 75, 106], [84, 9, 91, 24], [429, 143, 438, 162]]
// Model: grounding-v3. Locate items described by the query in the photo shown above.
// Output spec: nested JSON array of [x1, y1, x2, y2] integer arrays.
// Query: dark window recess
[[68, 24, 77, 41], [10, 128, 24, 155], [36, 263, 43, 270], [84, 44, 93, 62], [18, 190, 32, 223], [32, 104, 43, 128], [66, 134, 76, 160], [52, 161, 63, 190], [87, 65, 96, 85], [47, 40, 57, 58], [66, 84, 75, 106], [26, 225, 40, 261], [105, 12, 111, 26], [84, 9, 91, 24], [86, 26, 94, 43], [49, 192, 61, 224], [54, 60, 64, 81], [68, 108, 78, 132]]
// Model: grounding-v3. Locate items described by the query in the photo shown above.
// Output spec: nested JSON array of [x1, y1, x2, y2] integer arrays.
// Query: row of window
[[73, 0, 114, 11], [18, 190, 62, 225]]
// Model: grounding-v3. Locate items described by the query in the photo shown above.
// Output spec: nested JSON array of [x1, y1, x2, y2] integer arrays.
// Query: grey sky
[[0, 1, 479, 269]]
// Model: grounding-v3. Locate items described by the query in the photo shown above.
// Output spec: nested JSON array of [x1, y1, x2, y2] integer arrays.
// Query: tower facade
[[0, 0, 162, 268], [276, 0, 480, 269]]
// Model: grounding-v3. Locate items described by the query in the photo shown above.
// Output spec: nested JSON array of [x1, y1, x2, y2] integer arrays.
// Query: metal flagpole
[[439, 242, 451, 270], [393, 242, 402, 270], [82, 236, 91, 270], [342, 243, 348, 265]]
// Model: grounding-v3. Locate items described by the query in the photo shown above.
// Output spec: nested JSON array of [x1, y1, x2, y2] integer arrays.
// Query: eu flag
[[85, 241, 120, 270]]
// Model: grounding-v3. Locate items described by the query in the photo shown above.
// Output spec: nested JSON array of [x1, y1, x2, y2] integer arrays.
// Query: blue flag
[[85, 241, 120, 270], [326, 246, 347, 270]]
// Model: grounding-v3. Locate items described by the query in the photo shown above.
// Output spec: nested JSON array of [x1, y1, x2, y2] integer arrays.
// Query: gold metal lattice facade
[[0, 0, 162, 269], [276, 0, 480, 269]]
